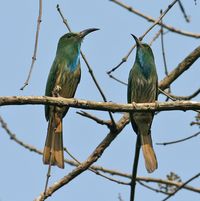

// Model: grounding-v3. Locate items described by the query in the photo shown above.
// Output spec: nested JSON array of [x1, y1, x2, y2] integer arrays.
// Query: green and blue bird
[[43, 28, 99, 169], [127, 35, 158, 173]]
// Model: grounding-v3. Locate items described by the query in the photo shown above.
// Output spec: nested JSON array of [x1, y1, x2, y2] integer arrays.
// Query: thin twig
[[64, 147, 129, 185], [160, 10, 171, 102], [108, 29, 162, 83], [108, 0, 179, 74], [77, 110, 112, 127], [156, 131, 200, 145], [178, 0, 190, 22], [56, 4, 116, 129], [161, 172, 200, 201], [140, 0, 179, 41], [137, 181, 171, 195], [20, 0, 42, 90], [130, 136, 141, 201], [149, 29, 162, 46], [165, 88, 200, 101], [110, 0, 200, 38]]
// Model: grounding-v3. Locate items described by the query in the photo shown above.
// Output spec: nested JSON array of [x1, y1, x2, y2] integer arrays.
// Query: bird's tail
[[140, 134, 157, 173], [43, 113, 64, 169]]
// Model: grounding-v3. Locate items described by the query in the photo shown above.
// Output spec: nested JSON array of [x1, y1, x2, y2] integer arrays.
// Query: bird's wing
[[45, 57, 81, 121], [127, 66, 138, 133], [45, 57, 61, 121]]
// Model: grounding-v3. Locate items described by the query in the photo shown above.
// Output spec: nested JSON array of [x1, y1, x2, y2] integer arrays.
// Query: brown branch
[[161, 172, 200, 201], [156, 131, 200, 145], [20, 0, 42, 90], [35, 113, 130, 200], [1, 116, 200, 195], [64, 147, 129, 185], [149, 29, 162, 46], [159, 45, 200, 90], [77, 110, 112, 128], [163, 88, 200, 101], [137, 181, 171, 195], [1, 96, 200, 112], [110, 0, 200, 38], [56, 4, 116, 129]]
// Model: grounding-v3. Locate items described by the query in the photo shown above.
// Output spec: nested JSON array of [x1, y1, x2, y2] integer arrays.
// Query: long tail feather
[[140, 135, 157, 173], [43, 113, 64, 169]]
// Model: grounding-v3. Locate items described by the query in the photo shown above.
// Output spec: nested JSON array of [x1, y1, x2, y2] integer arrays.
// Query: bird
[[127, 34, 158, 173], [43, 28, 99, 169]]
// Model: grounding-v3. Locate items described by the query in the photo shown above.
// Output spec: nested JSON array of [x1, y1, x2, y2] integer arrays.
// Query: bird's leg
[[131, 101, 137, 112], [52, 85, 62, 97]]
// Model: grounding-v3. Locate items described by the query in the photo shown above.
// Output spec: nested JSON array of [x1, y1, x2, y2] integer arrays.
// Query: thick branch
[[1, 96, 200, 112], [35, 114, 130, 200], [159, 45, 200, 90], [1, 116, 199, 195]]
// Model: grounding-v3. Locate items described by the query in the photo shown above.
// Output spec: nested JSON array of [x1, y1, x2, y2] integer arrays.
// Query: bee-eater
[[43, 28, 99, 168], [127, 35, 158, 173]]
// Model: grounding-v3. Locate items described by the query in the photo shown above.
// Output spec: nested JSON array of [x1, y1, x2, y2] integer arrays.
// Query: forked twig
[[20, 0, 42, 90], [161, 172, 200, 201]]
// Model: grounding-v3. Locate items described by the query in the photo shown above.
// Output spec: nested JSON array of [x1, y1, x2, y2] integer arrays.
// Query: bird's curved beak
[[131, 34, 143, 47], [79, 28, 99, 38]]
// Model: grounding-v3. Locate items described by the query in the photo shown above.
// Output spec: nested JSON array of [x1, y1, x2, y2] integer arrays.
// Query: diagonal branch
[[161, 172, 200, 201], [1, 115, 200, 195], [108, 0, 179, 74], [35, 113, 130, 200], [110, 0, 200, 38], [159, 45, 200, 89], [156, 131, 200, 145]]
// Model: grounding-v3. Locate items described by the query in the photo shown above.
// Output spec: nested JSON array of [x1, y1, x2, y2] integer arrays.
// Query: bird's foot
[[52, 85, 62, 97]]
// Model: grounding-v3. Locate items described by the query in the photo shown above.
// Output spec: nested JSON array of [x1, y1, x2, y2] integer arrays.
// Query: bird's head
[[131, 34, 154, 60], [59, 28, 99, 47]]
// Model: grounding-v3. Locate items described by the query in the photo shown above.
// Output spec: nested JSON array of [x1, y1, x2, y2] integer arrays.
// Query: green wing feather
[[45, 58, 59, 121], [45, 57, 81, 121]]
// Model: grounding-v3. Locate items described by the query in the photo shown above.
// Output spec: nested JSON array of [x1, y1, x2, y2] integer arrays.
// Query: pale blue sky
[[0, 0, 200, 201]]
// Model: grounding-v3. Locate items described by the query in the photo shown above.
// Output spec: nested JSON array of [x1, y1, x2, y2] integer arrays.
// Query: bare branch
[[161, 172, 200, 201], [178, 0, 190, 23], [1, 96, 200, 112], [138, 181, 171, 195], [77, 110, 112, 127], [156, 131, 200, 145], [1, 116, 200, 195], [64, 147, 129, 185], [163, 88, 200, 101], [20, 0, 42, 90], [159, 45, 200, 90], [35, 113, 130, 200], [108, 0, 179, 74], [110, 0, 200, 38]]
